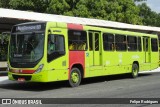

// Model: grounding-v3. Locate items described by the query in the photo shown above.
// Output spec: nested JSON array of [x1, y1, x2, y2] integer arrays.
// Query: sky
[[145, 0, 160, 13]]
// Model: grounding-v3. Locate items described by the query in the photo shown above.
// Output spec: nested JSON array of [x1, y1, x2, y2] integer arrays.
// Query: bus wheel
[[131, 63, 139, 78], [69, 68, 81, 87]]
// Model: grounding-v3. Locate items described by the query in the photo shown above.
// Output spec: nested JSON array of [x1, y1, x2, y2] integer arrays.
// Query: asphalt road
[[0, 71, 160, 107]]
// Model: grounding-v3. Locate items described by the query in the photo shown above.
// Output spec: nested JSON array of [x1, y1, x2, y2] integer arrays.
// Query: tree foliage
[[138, 3, 160, 27], [0, 0, 160, 27]]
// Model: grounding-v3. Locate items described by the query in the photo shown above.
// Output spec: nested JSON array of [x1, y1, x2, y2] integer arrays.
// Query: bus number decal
[[86, 53, 89, 57]]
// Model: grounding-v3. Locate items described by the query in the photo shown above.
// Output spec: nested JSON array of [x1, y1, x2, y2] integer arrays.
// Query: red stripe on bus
[[69, 51, 85, 78], [67, 23, 83, 30], [10, 69, 35, 74]]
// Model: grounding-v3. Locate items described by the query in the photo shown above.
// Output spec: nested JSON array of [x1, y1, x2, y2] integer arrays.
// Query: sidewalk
[[140, 67, 160, 73]]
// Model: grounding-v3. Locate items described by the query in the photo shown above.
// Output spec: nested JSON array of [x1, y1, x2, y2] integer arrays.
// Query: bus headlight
[[34, 64, 44, 74]]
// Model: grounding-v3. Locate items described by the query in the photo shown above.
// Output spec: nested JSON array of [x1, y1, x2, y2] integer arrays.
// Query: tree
[[9, 0, 34, 10], [105, 0, 142, 24], [69, 0, 108, 19], [63, 0, 143, 24], [8, 0, 50, 13], [138, 3, 160, 27], [0, 0, 11, 8], [1, 0, 160, 27], [46, 0, 70, 15]]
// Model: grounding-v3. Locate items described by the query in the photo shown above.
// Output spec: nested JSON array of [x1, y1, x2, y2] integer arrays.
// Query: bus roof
[[1, 8, 160, 33], [13, 21, 157, 38], [84, 25, 157, 38]]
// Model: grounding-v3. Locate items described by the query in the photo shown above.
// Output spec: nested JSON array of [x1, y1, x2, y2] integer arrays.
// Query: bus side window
[[69, 43, 74, 50], [68, 30, 87, 51], [127, 36, 137, 51], [103, 33, 114, 51], [48, 35, 55, 54], [115, 34, 126, 51], [89, 33, 93, 51], [138, 37, 142, 51], [151, 38, 158, 52], [47, 34, 65, 62]]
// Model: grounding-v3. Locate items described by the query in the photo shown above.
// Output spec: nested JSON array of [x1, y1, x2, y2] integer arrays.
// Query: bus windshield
[[9, 33, 44, 63]]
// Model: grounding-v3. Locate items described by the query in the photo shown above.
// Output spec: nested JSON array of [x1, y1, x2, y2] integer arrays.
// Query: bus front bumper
[[8, 71, 48, 82]]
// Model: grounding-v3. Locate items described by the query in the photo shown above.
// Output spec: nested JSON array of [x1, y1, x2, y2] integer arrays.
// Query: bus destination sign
[[12, 23, 46, 33], [17, 25, 41, 31]]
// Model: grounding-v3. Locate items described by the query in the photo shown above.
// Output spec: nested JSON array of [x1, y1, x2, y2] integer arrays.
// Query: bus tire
[[131, 63, 139, 78], [69, 68, 81, 87]]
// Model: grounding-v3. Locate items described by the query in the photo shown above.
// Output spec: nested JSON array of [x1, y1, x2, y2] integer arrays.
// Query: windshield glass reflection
[[9, 33, 44, 62]]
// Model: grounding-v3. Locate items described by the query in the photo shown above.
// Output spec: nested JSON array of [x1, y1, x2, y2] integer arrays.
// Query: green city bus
[[8, 22, 159, 87]]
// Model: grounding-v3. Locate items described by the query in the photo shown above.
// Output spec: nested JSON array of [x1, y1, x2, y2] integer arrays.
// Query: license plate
[[18, 78, 25, 82]]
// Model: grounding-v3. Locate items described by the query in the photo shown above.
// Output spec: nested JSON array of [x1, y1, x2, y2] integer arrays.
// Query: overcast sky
[[145, 0, 160, 13]]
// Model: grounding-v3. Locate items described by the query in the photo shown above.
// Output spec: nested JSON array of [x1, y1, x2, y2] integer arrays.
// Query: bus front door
[[143, 37, 151, 63]]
